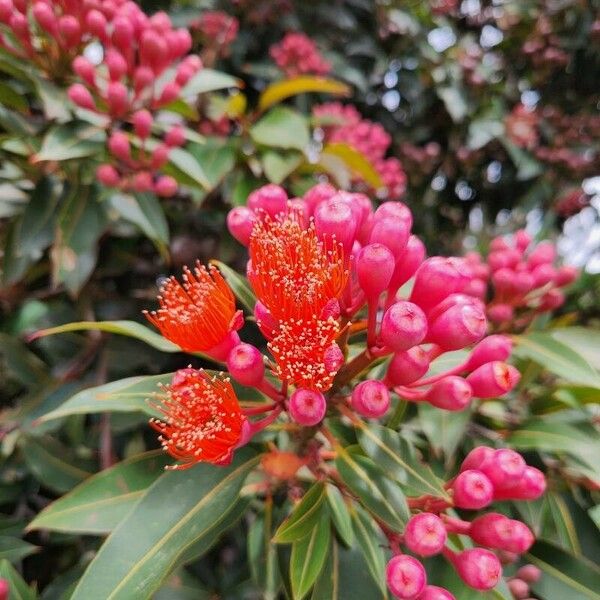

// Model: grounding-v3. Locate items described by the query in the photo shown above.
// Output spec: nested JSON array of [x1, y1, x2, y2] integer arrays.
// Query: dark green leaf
[[250, 107, 310, 151], [34, 121, 105, 162], [0, 559, 37, 600], [0, 537, 37, 563], [350, 506, 387, 594], [326, 484, 354, 547], [180, 69, 240, 99], [274, 483, 327, 543]]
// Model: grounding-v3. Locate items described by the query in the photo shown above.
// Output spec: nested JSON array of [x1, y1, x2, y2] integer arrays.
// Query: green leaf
[[70, 449, 259, 600], [551, 327, 600, 371], [248, 501, 280, 599], [20, 435, 92, 493], [514, 332, 600, 388], [290, 512, 330, 599], [418, 403, 472, 460], [33, 121, 105, 162], [321, 143, 382, 189], [274, 483, 327, 543], [527, 540, 600, 599], [210, 260, 256, 313], [0, 537, 37, 563], [335, 448, 408, 532], [501, 138, 542, 180], [326, 484, 354, 547], [437, 86, 469, 123], [179, 68, 240, 99], [0, 559, 37, 600], [108, 193, 169, 255], [250, 107, 310, 151], [258, 77, 351, 111], [589, 505, 600, 531], [263, 151, 304, 184], [350, 506, 387, 595], [28, 451, 170, 534], [545, 493, 581, 555], [356, 422, 449, 499], [0, 81, 27, 111], [30, 320, 180, 353], [37, 373, 172, 422], [155, 570, 213, 600], [166, 147, 212, 190], [187, 141, 236, 190]]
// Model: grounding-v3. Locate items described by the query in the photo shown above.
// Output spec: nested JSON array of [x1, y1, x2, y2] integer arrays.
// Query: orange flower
[[144, 262, 241, 354], [150, 368, 245, 469], [248, 215, 347, 323]]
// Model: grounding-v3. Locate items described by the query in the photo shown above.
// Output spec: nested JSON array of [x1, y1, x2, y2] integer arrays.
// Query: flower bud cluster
[[463, 230, 578, 330], [190, 10, 239, 55], [313, 102, 407, 199], [65, 4, 201, 195], [385, 447, 545, 598], [270, 32, 331, 77]]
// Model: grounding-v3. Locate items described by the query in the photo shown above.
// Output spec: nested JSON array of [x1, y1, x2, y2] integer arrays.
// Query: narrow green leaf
[[551, 327, 600, 371], [0, 559, 37, 600], [167, 148, 212, 190], [325, 484, 354, 547], [155, 570, 213, 600], [290, 512, 330, 599], [248, 500, 280, 599], [545, 493, 581, 555], [70, 449, 259, 600], [274, 483, 326, 543], [210, 260, 256, 313], [180, 68, 240, 99], [0, 537, 37, 563], [350, 506, 387, 595], [250, 107, 310, 151], [28, 451, 170, 534], [34, 121, 105, 162], [418, 403, 472, 459]]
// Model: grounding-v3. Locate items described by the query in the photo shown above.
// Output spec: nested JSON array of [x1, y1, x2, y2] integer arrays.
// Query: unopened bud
[[227, 343, 265, 387], [248, 184, 288, 219], [68, 83, 95, 110], [131, 109, 153, 139], [107, 131, 130, 161], [288, 389, 326, 426], [387, 347, 430, 386], [96, 164, 120, 187], [404, 513, 447, 557], [380, 301, 427, 352], [351, 380, 390, 418], [314, 198, 356, 253], [386, 555, 427, 600], [73, 56, 96, 86], [452, 469, 494, 509], [227, 207, 256, 246], [356, 243, 395, 300], [425, 376, 472, 411], [467, 362, 520, 398], [154, 175, 178, 197], [452, 548, 502, 590]]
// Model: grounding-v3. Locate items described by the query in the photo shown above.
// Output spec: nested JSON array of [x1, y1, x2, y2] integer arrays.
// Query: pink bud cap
[[374, 201, 413, 234], [247, 184, 288, 219], [465, 335, 512, 370], [490, 236, 511, 252], [85, 9, 107, 39], [140, 29, 167, 68], [131, 109, 153, 139], [470, 513, 534, 554], [480, 448, 526, 489], [369, 216, 410, 258], [460, 446, 495, 472], [323, 343, 344, 373], [493, 466, 546, 501], [157, 82, 181, 106], [452, 469, 494, 509], [154, 176, 178, 198], [227, 207, 257, 246], [33, 2, 57, 35], [0, 0, 13, 24], [0, 578, 8, 600], [538, 289, 565, 311], [96, 164, 120, 187], [105, 49, 128, 81], [59, 15, 81, 48], [314, 198, 357, 253], [508, 578, 530, 599], [254, 300, 278, 339], [288, 389, 326, 426], [151, 145, 170, 169], [531, 263, 556, 287], [404, 513, 447, 557], [387, 347, 430, 386], [107, 131, 130, 161], [467, 362, 520, 398], [426, 304, 487, 351], [554, 265, 578, 287], [226, 343, 265, 387], [132, 172, 153, 193], [516, 565, 541, 583], [356, 243, 395, 300], [73, 56, 96, 86], [464, 278, 487, 299], [106, 81, 129, 116], [514, 229, 532, 252], [417, 586, 456, 600], [527, 241, 556, 268], [303, 182, 337, 215], [111, 16, 134, 50], [380, 301, 427, 352], [386, 555, 427, 599], [453, 548, 502, 590], [175, 64, 196, 86], [492, 268, 516, 295], [165, 125, 186, 147], [487, 304, 514, 324], [425, 376, 472, 411], [133, 66, 154, 92], [68, 84, 95, 111], [351, 380, 390, 418], [389, 235, 426, 291]]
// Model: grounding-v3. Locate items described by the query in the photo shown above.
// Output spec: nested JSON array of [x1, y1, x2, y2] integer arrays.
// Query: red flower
[[151, 368, 245, 469], [144, 263, 241, 354]]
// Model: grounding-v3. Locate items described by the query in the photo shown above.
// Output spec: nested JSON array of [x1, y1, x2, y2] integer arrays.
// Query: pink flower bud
[[254, 300, 278, 339], [508, 578, 530, 599], [417, 586, 456, 600], [173, 28, 192, 56], [108, 131, 130, 161], [389, 235, 426, 292], [227, 207, 257, 246], [490, 236, 511, 252], [516, 565, 541, 583], [105, 49, 128, 81], [464, 278, 487, 299], [374, 200, 413, 229], [303, 182, 337, 215], [487, 304, 514, 324], [106, 81, 129, 116], [488, 251, 511, 272], [131, 109, 153, 139], [68, 84, 96, 110], [493, 466, 546, 501], [111, 16, 134, 51], [157, 82, 181, 106], [33, 1, 57, 35], [426, 303, 486, 351], [380, 301, 427, 352], [387, 347, 430, 386], [288, 389, 326, 426], [151, 144, 170, 169], [514, 229, 532, 252], [404, 513, 447, 557], [465, 335, 512, 370], [314, 198, 356, 253], [0, 0, 14, 25], [165, 125, 186, 147], [96, 164, 120, 187], [527, 241, 556, 268], [183, 55, 203, 71], [467, 362, 520, 398], [531, 263, 556, 287], [554, 265, 577, 287], [492, 268, 516, 295], [247, 184, 288, 219], [452, 548, 502, 590], [58, 15, 81, 48], [425, 376, 472, 411], [356, 243, 395, 300], [323, 343, 344, 373], [149, 10, 171, 32], [386, 555, 427, 599], [226, 342, 265, 387], [175, 64, 195, 86], [133, 66, 154, 92], [469, 513, 534, 554], [452, 470, 494, 509], [410, 257, 471, 312], [154, 175, 178, 197], [73, 56, 96, 86], [9, 12, 29, 41], [369, 215, 410, 258], [140, 29, 167, 69], [460, 446, 495, 472], [480, 449, 526, 490], [132, 172, 153, 192], [85, 9, 107, 40], [538, 289, 565, 312], [513, 271, 535, 295], [351, 380, 390, 418]]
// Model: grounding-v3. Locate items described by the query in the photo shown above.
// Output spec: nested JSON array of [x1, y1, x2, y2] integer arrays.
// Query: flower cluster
[[313, 102, 407, 199], [65, 4, 200, 195], [270, 32, 331, 77], [191, 10, 239, 53], [386, 447, 545, 599], [462, 230, 578, 330]]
